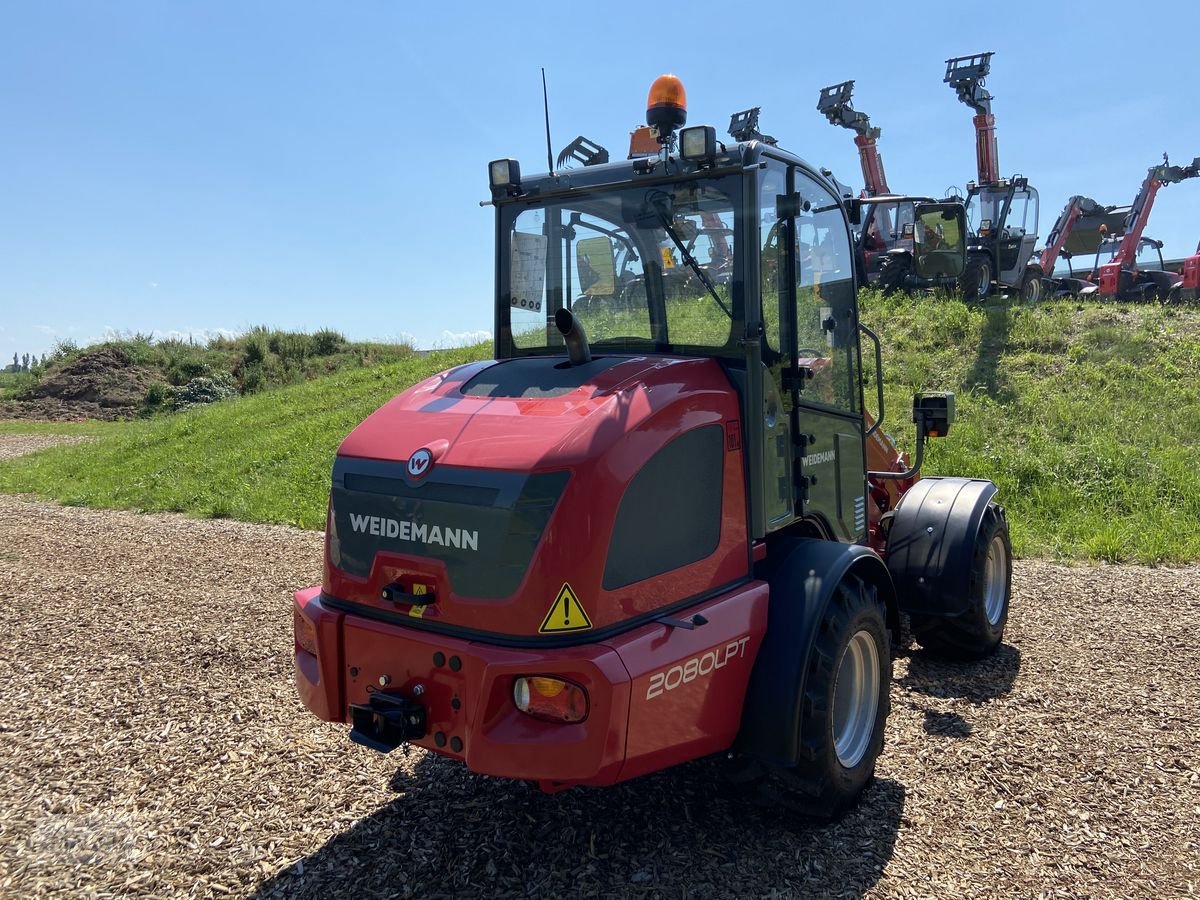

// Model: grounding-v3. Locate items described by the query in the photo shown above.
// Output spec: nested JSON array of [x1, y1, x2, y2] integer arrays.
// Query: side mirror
[[913, 391, 955, 438]]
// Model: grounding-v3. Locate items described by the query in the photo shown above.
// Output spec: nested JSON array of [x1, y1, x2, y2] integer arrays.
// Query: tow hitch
[[349, 692, 427, 753]]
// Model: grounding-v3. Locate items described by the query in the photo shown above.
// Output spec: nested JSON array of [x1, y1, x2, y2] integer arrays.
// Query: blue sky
[[3, 1, 1199, 357]]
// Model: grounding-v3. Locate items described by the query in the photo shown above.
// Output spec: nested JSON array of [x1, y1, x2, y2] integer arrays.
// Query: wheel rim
[[832, 630, 881, 769], [984, 534, 1009, 625], [978, 264, 990, 295]]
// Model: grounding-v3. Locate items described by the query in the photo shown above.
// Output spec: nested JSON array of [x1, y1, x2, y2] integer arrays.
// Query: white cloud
[[437, 329, 492, 348], [148, 282, 159, 289], [35, 324, 58, 336]]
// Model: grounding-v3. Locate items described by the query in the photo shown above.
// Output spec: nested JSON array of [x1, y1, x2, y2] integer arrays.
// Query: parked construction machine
[[1035, 195, 1124, 296], [293, 75, 1012, 818], [817, 80, 967, 294], [1079, 155, 1200, 301], [945, 52, 1043, 302], [1169, 240, 1200, 303]]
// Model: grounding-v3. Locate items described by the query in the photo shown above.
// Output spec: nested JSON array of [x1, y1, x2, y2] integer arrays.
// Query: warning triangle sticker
[[539, 583, 593, 633]]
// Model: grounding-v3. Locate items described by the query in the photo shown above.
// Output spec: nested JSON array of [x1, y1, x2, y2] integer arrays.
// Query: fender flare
[[734, 538, 896, 767], [885, 476, 1000, 618]]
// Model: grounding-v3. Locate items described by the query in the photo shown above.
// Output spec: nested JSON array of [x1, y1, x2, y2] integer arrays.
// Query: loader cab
[[854, 198, 915, 278], [965, 178, 1040, 286], [1086, 235, 1164, 278], [491, 140, 870, 546]]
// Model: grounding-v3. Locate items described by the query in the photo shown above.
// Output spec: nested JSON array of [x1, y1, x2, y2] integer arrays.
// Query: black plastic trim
[[319, 576, 753, 650]]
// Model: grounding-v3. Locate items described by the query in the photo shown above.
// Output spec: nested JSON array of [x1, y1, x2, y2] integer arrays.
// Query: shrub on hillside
[[310, 328, 346, 356], [172, 373, 236, 411], [143, 381, 175, 414], [275, 333, 309, 368], [243, 337, 267, 365], [166, 354, 210, 385]]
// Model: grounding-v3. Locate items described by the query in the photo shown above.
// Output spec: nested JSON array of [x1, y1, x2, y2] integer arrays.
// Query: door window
[[793, 172, 860, 414]]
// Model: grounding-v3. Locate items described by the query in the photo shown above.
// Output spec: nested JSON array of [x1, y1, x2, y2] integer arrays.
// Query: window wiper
[[649, 197, 733, 320]]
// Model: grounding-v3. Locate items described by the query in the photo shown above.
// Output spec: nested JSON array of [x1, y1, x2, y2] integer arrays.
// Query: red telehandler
[[1169, 240, 1200, 303], [1078, 155, 1200, 301], [293, 75, 1012, 819], [1035, 195, 1124, 297], [817, 80, 968, 295], [945, 52, 1044, 302]]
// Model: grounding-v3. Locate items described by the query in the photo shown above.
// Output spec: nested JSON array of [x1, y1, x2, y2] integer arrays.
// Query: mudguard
[[734, 538, 896, 768], [885, 476, 998, 618]]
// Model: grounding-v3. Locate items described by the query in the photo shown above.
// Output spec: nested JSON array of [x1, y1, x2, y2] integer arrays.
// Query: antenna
[[542, 68, 554, 175]]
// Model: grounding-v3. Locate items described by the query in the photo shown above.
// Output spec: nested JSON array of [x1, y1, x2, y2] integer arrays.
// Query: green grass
[[0, 345, 487, 528], [3, 294, 1200, 563], [861, 291, 1200, 563]]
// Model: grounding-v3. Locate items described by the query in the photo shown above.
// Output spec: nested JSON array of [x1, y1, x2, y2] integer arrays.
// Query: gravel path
[[1, 495, 1198, 898], [0, 433, 94, 461]]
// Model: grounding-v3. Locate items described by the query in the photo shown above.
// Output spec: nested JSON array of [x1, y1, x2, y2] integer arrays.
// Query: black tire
[[877, 255, 911, 296], [1020, 269, 1044, 304], [912, 503, 1012, 660], [729, 575, 891, 820], [960, 255, 992, 302], [1166, 286, 1182, 305]]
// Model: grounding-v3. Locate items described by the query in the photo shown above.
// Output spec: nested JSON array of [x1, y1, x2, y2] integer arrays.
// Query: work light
[[680, 125, 716, 162], [488, 158, 521, 196]]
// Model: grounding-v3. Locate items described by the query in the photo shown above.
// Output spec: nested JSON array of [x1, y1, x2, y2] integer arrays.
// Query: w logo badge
[[407, 448, 433, 479]]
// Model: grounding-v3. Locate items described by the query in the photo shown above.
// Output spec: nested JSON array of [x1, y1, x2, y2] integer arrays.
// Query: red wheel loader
[[293, 75, 1013, 818]]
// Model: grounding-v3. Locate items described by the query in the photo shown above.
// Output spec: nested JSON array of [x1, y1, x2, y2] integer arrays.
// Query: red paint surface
[[327, 355, 749, 638], [294, 582, 768, 786]]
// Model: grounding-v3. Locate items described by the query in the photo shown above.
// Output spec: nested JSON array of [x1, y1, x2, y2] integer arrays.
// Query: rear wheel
[[960, 255, 992, 302], [730, 574, 891, 819], [1166, 286, 1182, 305], [913, 503, 1012, 659], [878, 255, 912, 296], [1020, 269, 1044, 304]]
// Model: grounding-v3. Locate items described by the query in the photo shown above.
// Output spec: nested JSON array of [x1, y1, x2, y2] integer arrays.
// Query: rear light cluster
[[513, 676, 588, 723], [293, 607, 318, 656]]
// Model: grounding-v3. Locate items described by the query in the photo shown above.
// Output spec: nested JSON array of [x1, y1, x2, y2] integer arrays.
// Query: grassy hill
[[0, 327, 416, 421], [2, 293, 1199, 562]]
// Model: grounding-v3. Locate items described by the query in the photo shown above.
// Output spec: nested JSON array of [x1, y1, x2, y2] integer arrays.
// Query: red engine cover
[[326, 355, 749, 642]]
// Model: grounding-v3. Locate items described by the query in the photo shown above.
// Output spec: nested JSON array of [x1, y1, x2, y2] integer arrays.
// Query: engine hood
[[324, 352, 749, 640], [338, 355, 711, 470]]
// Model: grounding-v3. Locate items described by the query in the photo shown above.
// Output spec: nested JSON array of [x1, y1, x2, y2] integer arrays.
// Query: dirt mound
[[21, 346, 157, 416]]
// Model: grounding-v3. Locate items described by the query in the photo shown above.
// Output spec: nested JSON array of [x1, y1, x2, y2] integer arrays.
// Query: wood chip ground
[[0, 437, 1197, 898]]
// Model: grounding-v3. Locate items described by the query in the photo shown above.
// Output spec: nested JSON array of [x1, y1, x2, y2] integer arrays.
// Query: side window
[[1008, 191, 1031, 235], [794, 172, 860, 414], [759, 164, 787, 351]]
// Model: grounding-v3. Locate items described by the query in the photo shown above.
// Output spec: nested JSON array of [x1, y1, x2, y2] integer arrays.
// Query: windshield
[[501, 176, 739, 355], [964, 187, 1006, 236], [858, 201, 913, 252], [1092, 240, 1119, 271]]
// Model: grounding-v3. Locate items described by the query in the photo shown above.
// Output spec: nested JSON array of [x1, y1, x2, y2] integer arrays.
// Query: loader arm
[[945, 52, 999, 185], [1038, 195, 1107, 274], [1110, 157, 1200, 271], [817, 81, 890, 196]]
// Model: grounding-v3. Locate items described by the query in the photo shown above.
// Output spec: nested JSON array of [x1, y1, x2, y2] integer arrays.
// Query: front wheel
[[960, 255, 993, 302], [731, 575, 891, 819], [878, 255, 912, 296], [913, 503, 1012, 659], [1021, 269, 1044, 304]]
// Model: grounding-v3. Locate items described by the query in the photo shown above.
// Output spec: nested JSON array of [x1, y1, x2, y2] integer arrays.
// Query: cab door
[[762, 162, 867, 542]]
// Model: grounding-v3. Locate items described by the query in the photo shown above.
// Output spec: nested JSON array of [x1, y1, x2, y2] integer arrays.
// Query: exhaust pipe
[[555, 307, 592, 366]]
